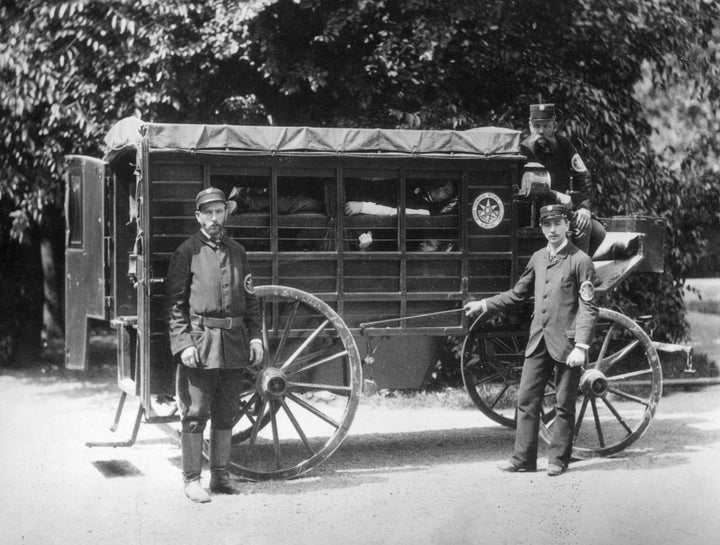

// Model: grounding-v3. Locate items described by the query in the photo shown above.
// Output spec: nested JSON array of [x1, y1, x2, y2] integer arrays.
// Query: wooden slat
[[344, 277, 399, 292], [149, 163, 203, 181]]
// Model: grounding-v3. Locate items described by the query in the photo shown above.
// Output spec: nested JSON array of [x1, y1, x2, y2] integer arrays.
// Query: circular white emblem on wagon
[[472, 192, 504, 229]]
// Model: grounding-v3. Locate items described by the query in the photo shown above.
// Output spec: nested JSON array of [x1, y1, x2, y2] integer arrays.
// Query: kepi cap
[[195, 187, 226, 209], [529, 103, 556, 120], [539, 204, 571, 222]]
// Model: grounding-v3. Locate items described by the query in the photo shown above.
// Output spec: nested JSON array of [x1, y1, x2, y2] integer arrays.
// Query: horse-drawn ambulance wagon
[[65, 117, 671, 479]]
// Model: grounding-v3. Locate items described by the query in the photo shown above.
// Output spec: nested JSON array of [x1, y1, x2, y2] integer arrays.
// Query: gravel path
[[1, 366, 719, 545]]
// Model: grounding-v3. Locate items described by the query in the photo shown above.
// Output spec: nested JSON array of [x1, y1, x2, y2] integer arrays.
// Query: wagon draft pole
[[65, 118, 691, 479]]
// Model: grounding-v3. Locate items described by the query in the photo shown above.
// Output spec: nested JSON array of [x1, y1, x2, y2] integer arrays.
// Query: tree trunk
[[41, 207, 64, 341], [13, 231, 43, 366]]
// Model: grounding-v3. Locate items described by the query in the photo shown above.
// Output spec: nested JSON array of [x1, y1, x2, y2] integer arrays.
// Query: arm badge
[[571, 153, 588, 173], [244, 273, 255, 294], [580, 280, 595, 302]]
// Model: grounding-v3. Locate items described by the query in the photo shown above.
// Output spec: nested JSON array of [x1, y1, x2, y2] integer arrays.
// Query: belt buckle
[[223, 317, 233, 329]]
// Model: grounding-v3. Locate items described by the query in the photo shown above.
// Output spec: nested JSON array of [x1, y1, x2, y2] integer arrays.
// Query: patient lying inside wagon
[[225, 182, 329, 251], [226, 186, 323, 215], [344, 180, 458, 251], [344, 180, 457, 218]]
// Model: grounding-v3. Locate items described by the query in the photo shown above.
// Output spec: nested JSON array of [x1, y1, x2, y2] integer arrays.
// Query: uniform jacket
[[485, 242, 598, 362], [520, 133, 592, 210], [166, 231, 262, 368]]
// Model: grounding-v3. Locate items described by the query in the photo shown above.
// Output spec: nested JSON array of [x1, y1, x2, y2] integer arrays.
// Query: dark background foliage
[[1, 0, 719, 366]]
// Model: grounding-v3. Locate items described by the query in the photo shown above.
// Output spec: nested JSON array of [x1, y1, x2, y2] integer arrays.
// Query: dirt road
[[1, 366, 718, 545]]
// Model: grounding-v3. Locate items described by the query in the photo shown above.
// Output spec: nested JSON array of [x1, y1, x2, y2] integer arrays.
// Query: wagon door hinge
[[104, 235, 113, 313]]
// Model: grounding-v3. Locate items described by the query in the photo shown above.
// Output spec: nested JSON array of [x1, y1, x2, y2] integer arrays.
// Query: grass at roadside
[[683, 278, 720, 373], [686, 311, 720, 370], [684, 277, 720, 314]]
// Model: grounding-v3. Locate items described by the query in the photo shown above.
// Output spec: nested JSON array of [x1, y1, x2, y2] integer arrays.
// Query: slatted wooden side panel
[[146, 160, 204, 394], [143, 153, 527, 342]]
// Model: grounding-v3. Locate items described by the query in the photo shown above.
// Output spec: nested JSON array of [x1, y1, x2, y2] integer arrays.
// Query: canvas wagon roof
[[103, 117, 521, 160]]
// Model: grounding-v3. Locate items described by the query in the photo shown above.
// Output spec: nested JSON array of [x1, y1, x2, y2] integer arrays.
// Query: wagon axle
[[258, 367, 288, 399], [580, 368, 609, 397]]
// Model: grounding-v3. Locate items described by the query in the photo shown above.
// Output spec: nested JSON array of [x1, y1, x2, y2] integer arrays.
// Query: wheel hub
[[257, 367, 288, 399], [580, 368, 608, 397]]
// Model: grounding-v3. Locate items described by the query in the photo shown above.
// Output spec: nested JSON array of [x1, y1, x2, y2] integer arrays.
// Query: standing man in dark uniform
[[464, 204, 598, 476], [520, 103, 606, 255], [166, 187, 264, 502]]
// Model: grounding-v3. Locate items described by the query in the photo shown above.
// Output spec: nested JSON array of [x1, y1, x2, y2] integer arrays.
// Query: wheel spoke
[[606, 386, 651, 407], [590, 398, 605, 448], [488, 383, 511, 410], [593, 322, 617, 368], [597, 340, 640, 374], [280, 398, 315, 456], [285, 391, 340, 429], [490, 361, 519, 378], [283, 346, 333, 371], [285, 349, 349, 377], [491, 337, 516, 354], [236, 392, 261, 423], [288, 381, 352, 395], [280, 319, 330, 370], [542, 407, 556, 426], [261, 300, 270, 357], [243, 397, 268, 465], [472, 371, 504, 387], [600, 395, 634, 435], [543, 387, 557, 399], [574, 395, 590, 440], [269, 400, 281, 470], [607, 368, 653, 382], [270, 300, 300, 368]]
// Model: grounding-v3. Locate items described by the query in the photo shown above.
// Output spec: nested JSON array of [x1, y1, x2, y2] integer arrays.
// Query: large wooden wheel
[[462, 308, 662, 457], [540, 308, 662, 458], [461, 319, 555, 428], [227, 285, 362, 480]]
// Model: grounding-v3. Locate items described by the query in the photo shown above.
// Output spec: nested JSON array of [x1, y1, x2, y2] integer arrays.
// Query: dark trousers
[[511, 339, 582, 468], [176, 365, 253, 434], [572, 216, 606, 257]]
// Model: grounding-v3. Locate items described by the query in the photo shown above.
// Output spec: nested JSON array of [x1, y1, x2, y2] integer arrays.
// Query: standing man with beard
[[166, 187, 264, 502], [520, 103, 606, 255]]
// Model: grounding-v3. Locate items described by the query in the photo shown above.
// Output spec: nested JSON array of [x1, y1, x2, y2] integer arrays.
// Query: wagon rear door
[[64, 155, 109, 370]]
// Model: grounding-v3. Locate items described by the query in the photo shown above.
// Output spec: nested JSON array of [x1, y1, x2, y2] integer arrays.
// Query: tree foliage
[[1, 0, 719, 363]]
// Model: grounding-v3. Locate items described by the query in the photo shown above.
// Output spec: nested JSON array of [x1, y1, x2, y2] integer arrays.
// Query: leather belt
[[190, 314, 241, 329]]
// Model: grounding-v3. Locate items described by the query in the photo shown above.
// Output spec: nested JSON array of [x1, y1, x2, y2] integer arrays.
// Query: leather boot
[[209, 428, 242, 494], [181, 432, 211, 503]]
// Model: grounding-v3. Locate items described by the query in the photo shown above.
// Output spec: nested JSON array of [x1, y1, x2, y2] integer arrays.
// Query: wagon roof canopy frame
[[102, 116, 521, 161]]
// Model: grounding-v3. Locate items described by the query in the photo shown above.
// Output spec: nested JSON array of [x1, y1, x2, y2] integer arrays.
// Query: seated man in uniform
[[520, 103, 606, 256]]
